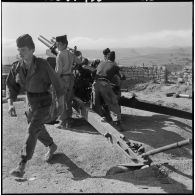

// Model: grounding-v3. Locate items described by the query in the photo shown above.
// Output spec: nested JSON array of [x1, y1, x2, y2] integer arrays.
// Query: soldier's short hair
[[103, 48, 110, 56]]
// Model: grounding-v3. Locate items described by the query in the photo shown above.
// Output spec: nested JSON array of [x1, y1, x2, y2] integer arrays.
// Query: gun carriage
[[38, 35, 192, 174]]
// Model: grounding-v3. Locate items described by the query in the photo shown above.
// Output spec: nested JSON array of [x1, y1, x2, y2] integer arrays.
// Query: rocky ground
[[2, 82, 193, 193]]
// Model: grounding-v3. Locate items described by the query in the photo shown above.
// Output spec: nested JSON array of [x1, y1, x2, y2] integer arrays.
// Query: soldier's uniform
[[6, 56, 63, 163], [110, 65, 122, 99], [102, 48, 121, 99], [7, 34, 64, 177], [55, 35, 82, 127], [92, 56, 121, 124]]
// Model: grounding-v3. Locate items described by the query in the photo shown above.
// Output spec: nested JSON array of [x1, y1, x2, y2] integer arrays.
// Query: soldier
[[102, 48, 121, 97], [54, 35, 82, 129], [7, 34, 64, 178], [103, 49, 122, 118], [92, 51, 124, 131]]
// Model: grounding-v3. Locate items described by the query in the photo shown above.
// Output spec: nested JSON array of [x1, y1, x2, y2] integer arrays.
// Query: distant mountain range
[[2, 47, 192, 68], [82, 47, 192, 67]]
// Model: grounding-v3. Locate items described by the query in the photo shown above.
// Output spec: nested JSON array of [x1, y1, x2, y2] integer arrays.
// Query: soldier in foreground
[[7, 34, 64, 178]]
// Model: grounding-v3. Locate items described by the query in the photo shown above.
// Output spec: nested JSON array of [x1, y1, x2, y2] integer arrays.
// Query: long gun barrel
[[38, 35, 58, 56], [39, 35, 82, 57], [119, 96, 192, 120], [51, 37, 56, 44], [141, 139, 191, 157], [39, 35, 53, 45], [38, 37, 52, 48]]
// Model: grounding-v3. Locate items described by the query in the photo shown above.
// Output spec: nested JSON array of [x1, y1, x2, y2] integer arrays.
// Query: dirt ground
[[2, 83, 193, 193]]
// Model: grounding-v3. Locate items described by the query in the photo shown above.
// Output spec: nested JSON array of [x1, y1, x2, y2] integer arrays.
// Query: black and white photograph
[[2, 1, 193, 193]]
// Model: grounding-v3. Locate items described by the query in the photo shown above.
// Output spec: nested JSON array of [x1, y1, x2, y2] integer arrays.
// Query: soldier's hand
[[57, 96, 64, 115], [8, 105, 17, 117]]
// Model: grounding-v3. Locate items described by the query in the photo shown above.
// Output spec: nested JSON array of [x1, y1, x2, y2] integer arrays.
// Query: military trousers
[[92, 80, 121, 122], [21, 93, 54, 162], [58, 74, 74, 123]]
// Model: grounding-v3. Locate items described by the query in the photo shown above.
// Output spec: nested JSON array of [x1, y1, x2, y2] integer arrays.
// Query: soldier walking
[[7, 34, 64, 178]]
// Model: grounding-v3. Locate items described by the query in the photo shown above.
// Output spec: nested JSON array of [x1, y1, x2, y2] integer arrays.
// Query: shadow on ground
[[49, 153, 90, 180], [121, 113, 192, 158], [50, 118, 100, 135], [57, 113, 192, 158], [49, 152, 192, 194]]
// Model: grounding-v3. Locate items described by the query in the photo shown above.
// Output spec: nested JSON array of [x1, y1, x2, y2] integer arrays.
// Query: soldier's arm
[[6, 64, 20, 116], [55, 53, 63, 76], [6, 64, 21, 102]]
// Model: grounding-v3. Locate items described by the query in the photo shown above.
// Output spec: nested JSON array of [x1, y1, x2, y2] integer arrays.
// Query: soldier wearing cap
[[54, 35, 82, 128], [7, 34, 64, 178], [92, 51, 124, 131], [94, 49, 122, 121]]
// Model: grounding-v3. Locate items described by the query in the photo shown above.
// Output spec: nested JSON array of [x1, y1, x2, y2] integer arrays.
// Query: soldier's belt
[[96, 77, 110, 83], [96, 77, 116, 87], [27, 91, 50, 97], [60, 73, 73, 77]]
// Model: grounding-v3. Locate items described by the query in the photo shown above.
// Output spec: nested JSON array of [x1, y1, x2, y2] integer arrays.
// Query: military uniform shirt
[[55, 49, 81, 75], [6, 56, 63, 101], [96, 60, 120, 82]]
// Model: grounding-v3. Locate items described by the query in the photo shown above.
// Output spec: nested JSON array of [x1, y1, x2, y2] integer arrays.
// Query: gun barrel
[[39, 35, 53, 45], [38, 37, 51, 48], [38, 35, 82, 57], [119, 96, 192, 120], [50, 37, 56, 44], [141, 139, 191, 157], [178, 94, 192, 98]]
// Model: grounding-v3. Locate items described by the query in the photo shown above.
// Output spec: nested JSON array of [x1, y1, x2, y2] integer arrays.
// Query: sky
[[2, 2, 193, 56]]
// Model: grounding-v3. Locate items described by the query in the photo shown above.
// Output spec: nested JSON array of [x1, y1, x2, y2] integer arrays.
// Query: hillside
[[2, 47, 192, 70], [83, 47, 192, 68]]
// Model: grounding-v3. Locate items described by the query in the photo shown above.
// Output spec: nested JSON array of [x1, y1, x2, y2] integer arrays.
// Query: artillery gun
[[38, 35, 192, 174]]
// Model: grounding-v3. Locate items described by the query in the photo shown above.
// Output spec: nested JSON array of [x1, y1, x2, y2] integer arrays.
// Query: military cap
[[16, 34, 35, 49], [56, 35, 68, 44], [107, 51, 115, 62], [103, 48, 110, 56]]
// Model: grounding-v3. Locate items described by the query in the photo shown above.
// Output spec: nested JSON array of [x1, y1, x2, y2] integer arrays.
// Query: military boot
[[10, 161, 26, 178], [45, 142, 57, 162]]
